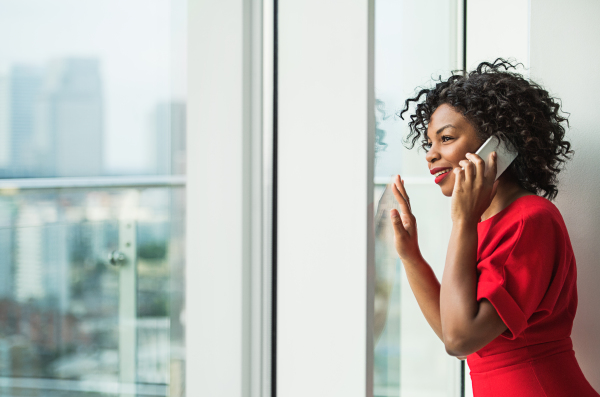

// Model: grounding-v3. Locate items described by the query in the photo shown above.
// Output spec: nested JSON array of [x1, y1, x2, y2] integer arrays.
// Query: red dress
[[467, 195, 599, 397]]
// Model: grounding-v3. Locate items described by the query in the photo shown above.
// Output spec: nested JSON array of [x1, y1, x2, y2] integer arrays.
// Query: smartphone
[[474, 135, 518, 180]]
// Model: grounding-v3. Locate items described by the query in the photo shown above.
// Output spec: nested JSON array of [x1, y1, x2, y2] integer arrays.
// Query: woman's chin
[[440, 184, 453, 197], [438, 175, 454, 197]]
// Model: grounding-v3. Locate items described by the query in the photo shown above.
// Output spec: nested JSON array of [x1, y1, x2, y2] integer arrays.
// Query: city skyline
[[0, 0, 187, 175], [0, 58, 186, 178]]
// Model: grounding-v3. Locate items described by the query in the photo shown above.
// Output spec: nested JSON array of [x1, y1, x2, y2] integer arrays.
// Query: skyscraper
[[14, 205, 44, 302], [39, 58, 104, 177], [4, 59, 104, 178], [0, 74, 10, 169], [8, 65, 43, 177], [0, 200, 14, 300]]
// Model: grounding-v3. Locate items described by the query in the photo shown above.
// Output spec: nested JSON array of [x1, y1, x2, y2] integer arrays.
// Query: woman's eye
[[424, 137, 452, 150]]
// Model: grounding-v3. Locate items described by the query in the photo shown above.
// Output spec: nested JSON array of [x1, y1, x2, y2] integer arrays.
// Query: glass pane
[[0, 1, 186, 395], [0, 0, 186, 178], [374, 0, 460, 396], [0, 187, 185, 396]]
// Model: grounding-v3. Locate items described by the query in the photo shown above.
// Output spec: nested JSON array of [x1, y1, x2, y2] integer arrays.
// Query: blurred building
[[0, 74, 11, 168], [14, 205, 44, 303], [0, 58, 179, 385], [0, 59, 104, 178], [39, 59, 104, 177], [7, 65, 43, 177], [0, 201, 14, 300]]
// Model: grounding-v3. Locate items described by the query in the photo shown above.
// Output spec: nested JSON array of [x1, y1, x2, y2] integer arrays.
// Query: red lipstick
[[430, 167, 453, 184], [434, 171, 451, 184]]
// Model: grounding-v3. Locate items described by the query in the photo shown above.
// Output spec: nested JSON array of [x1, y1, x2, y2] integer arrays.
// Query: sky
[[0, 0, 462, 178], [0, 0, 187, 174], [375, 0, 456, 179]]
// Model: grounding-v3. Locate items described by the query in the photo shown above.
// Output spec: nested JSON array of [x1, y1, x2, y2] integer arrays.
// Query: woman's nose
[[425, 144, 439, 164]]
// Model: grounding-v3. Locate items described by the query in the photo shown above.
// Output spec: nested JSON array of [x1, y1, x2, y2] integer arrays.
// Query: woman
[[389, 59, 599, 396]]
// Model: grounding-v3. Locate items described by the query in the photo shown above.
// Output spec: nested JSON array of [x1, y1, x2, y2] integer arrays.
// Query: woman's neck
[[481, 173, 534, 222]]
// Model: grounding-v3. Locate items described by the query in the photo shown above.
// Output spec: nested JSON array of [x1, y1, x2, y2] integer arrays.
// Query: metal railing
[[0, 175, 186, 190], [0, 175, 185, 396]]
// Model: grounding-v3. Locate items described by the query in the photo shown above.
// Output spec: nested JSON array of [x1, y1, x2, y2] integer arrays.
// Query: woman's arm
[[390, 152, 508, 357], [389, 178, 445, 342], [390, 208, 502, 358], [439, 152, 507, 356], [399, 255, 443, 341], [440, 220, 507, 356]]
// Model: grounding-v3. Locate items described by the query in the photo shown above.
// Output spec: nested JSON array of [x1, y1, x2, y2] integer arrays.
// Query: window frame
[[187, 0, 272, 396], [188, 0, 374, 395]]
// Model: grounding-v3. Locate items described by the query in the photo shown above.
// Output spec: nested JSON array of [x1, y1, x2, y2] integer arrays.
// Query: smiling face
[[425, 104, 484, 197]]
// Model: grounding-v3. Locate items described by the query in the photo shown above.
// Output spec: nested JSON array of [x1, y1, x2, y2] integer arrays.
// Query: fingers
[[390, 207, 415, 238], [464, 153, 486, 184], [485, 151, 498, 181], [389, 209, 407, 236], [458, 159, 475, 183], [468, 152, 486, 181], [464, 151, 498, 184], [389, 175, 416, 237], [391, 181, 411, 216], [394, 175, 411, 212], [453, 167, 464, 192]]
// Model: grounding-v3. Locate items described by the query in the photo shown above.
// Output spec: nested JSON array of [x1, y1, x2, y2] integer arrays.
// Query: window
[[374, 0, 464, 395], [0, 1, 186, 395]]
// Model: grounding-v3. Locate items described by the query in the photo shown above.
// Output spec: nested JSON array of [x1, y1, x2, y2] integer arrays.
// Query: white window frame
[[276, 1, 375, 396], [189, 0, 374, 396], [188, 0, 272, 396]]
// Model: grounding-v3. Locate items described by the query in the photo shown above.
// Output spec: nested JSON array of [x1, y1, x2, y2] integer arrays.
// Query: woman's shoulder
[[512, 194, 563, 222], [480, 194, 572, 251], [504, 194, 569, 238], [512, 193, 555, 211], [480, 194, 565, 232]]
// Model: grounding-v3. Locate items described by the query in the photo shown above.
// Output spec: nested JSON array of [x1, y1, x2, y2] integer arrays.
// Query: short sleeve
[[476, 210, 560, 340]]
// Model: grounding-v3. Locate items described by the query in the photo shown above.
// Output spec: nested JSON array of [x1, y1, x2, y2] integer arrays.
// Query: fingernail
[[466, 152, 471, 156], [391, 210, 399, 218]]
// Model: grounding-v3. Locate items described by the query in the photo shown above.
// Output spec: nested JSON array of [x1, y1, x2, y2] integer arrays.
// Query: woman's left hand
[[451, 152, 500, 225]]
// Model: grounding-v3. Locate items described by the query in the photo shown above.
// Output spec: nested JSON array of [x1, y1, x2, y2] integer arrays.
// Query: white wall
[[466, 0, 529, 70], [467, 0, 600, 393], [530, 0, 600, 390]]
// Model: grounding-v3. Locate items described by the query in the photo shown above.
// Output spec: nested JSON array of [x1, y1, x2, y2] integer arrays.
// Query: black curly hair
[[398, 58, 573, 201]]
